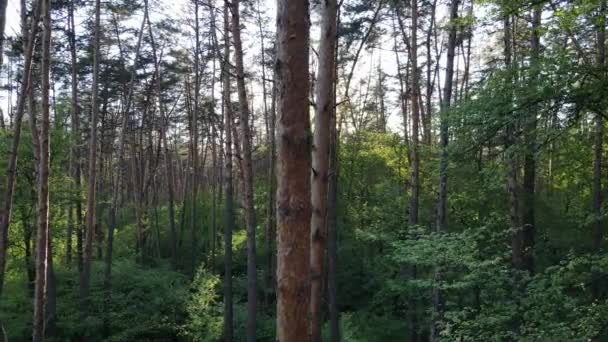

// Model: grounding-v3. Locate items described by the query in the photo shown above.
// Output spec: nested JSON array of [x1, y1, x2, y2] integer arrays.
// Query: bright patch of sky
[[0, 0, 496, 137]]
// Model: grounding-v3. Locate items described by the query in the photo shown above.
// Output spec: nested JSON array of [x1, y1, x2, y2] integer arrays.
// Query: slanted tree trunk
[[310, 0, 337, 340], [275, 0, 311, 340], [0, 0, 40, 298], [80, 0, 101, 319], [432, 0, 459, 340], [222, 1, 234, 339], [32, 0, 51, 339], [230, 1, 258, 339]]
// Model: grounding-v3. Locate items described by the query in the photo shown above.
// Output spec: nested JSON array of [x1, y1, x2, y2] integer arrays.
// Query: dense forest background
[[0, 0, 607, 341]]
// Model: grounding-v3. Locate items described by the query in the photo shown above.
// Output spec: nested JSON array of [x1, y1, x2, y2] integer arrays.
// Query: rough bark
[[310, 0, 337, 340], [275, 0, 311, 340]]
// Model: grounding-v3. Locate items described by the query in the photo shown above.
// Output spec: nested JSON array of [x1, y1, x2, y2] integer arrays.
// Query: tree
[[310, 0, 337, 340], [32, 0, 51, 339], [432, 0, 459, 340], [67, 0, 82, 270], [521, 3, 542, 274], [0, 0, 41, 298], [275, 0, 311, 340], [222, 1, 234, 339], [80, 0, 101, 319], [230, 0, 257, 338], [592, 0, 606, 299]]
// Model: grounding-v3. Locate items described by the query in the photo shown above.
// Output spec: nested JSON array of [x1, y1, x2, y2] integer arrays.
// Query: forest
[[0, 0, 607, 340]]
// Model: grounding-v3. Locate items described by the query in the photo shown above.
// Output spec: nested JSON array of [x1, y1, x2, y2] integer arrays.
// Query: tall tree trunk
[[0, 0, 40, 298], [423, 0, 437, 145], [503, 13, 523, 271], [190, 0, 201, 277], [80, 0, 101, 319], [327, 96, 340, 342], [254, 0, 276, 307], [231, 1, 258, 339], [328, 10, 341, 340], [103, 3, 148, 334], [408, 2, 421, 340], [275, 0, 311, 340], [592, 0, 606, 299], [222, 2, 234, 339], [310, 0, 337, 340], [409, 0, 420, 226], [144, 4, 176, 269], [432, 1, 459, 340], [32, 0, 51, 339], [522, 5, 541, 274]]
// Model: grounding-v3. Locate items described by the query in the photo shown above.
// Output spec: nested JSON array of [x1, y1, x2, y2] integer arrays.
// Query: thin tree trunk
[[503, 13, 523, 270], [0, 0, 40, 298], [230, 1, 258, 339], [432, 1, 459, 340], [592, 0, 606, 299], [222, 2, 234, 339], [80, 0, 101, 319], [190, 0, 201, 277], [275, 0, 311, 340], [522, 5, 541, 274], [310, 0, 337, 340], [423, 0, 437, 145], [32, 0, 51, 339], [408, 0, 420, 227], [408, 2, 421, 340], [328, 10, 341, 341]]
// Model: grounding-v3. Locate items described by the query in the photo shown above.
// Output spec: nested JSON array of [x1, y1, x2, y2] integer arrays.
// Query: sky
[[0, 0, 494, 135]]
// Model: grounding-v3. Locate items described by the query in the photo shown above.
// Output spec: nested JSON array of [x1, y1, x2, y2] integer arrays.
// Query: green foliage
[[180, 266, 223, 341]]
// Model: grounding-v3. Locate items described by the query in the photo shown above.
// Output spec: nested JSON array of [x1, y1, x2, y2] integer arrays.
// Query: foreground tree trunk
[[222, 1, 234, 339], [32, 0, 51, 339], [0, 0, 40, 298], [80, 0, 101, 319], [310, 0, 337, 339], [275, 0, 311, 340], [230, 1, 258, 338]]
